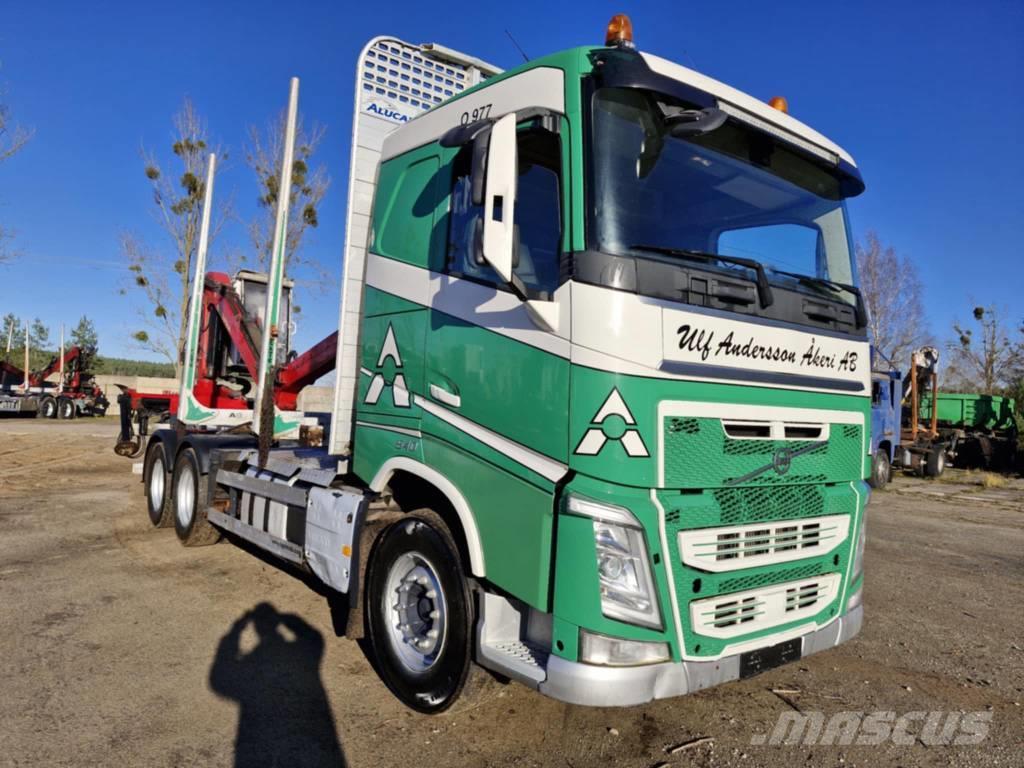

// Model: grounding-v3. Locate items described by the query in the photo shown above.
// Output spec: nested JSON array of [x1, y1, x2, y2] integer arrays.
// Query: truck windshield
[[589, 87, 858, 302]]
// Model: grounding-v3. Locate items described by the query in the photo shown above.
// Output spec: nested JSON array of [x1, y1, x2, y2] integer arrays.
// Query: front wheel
[[171, 448, 220, 546], [365, 511, 472, 714]]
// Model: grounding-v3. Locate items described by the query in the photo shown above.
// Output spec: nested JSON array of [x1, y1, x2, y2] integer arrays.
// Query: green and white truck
[[140, 17, 870, 712]]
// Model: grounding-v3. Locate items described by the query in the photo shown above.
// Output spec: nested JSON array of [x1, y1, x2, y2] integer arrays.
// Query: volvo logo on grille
[[772, 448, 792, 476], [726, 441, 824, 486]]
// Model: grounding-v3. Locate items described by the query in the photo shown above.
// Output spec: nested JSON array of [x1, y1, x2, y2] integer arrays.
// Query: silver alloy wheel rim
[[382, 546, 448, 674], [43, 400, 54, 417], [148, 454, 165, 514], [175, 461, 195, 529]]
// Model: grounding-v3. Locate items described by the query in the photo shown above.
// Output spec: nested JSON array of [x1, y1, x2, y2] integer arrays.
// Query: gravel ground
[[1, 418, 1021, 767]]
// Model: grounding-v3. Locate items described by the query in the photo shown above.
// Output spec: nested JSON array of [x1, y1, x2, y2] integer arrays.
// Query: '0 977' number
[[459, 103, 492, 125]]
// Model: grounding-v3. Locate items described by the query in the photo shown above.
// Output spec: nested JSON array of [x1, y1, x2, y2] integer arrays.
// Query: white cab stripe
[[413, 394, 567, 483], [355, 420, 422, 438], [365, 252, 570, 357], [367, 254, 870, 401]]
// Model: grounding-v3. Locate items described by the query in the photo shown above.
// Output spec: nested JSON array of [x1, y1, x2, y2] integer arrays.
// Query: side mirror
[[481, 112, 517, 286], [439, 119, 494, 208]]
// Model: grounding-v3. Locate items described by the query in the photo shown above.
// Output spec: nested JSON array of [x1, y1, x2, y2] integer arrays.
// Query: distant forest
[[1, 348, 175, 379], [93, 356, 176, 378]]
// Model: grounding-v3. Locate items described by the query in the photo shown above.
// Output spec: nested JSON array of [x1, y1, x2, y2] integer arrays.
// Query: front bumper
[[540, 601, 863, 707]]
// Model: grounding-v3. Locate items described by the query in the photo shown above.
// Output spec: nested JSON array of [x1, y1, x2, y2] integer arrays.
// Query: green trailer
[[920, 392, 1017, 432], [918, 392, 1018, 470]]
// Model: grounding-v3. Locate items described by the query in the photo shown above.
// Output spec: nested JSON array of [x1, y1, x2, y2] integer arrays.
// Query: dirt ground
[[1, 419, 1021, 768]]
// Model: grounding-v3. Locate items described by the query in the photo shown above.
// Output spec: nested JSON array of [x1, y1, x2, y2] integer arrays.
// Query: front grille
[[720, 562, 824, 594], [678, 514, 850, 573], [690, 573, 841, 639], [661, 414, 864, 488], [713, 485, 826, 525]]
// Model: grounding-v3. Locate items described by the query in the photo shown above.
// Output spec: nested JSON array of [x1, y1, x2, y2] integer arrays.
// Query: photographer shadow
[[209, 602, 347, 768]]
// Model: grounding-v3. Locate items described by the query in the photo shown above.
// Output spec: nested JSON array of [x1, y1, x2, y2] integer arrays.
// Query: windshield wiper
[[628, 245, 774, 309], [770, 268, 868, 328]]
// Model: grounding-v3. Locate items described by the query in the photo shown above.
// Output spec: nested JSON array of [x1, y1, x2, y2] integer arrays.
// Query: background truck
[[869, 346, 946, 487], [0, 335, 108, 419], [869, 346, 1018, 487], [133, 16, 870, 712]]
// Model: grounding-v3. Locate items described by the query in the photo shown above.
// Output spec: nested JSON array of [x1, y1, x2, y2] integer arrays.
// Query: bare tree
[[0, 95, 31, 163], [245, 112, 329, 278], [855, 231, 928, 369], [1, 80, 33, 264], [121, 99, 229, 375], [946, 306, 1023, 395]]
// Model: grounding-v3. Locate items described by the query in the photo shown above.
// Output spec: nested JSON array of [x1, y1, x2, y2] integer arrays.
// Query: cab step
[[476, 592, 552, 688]]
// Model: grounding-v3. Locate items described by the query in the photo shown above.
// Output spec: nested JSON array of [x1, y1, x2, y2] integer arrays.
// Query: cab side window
[[446, 121, 562, 297]]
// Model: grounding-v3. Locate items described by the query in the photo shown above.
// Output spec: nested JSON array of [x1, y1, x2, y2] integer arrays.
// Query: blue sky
[[0, 0, 1021, 360]]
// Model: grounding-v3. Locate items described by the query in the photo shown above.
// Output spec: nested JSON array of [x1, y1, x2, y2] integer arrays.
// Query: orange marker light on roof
[[605, 14, 635, 49], [768, 96, 789, 114]]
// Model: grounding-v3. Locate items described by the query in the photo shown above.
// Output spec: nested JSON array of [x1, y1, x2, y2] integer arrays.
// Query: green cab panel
[[424, 437, 555, 610], [568, 365, 871, 489]]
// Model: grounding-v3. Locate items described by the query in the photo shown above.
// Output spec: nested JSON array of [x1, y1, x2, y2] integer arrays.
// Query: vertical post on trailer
[[253, 77, 299, 460], [58, 325, 65, 394], [1, 324, 12, 389], [176, 153, 217, 424], [930, 372, 938, 437], [911, 357, 918, 443], [23, 323, 30, 391]]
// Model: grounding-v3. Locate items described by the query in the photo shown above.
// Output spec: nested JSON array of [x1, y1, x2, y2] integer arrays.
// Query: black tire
[[365, 511, 472, 714], [38, 396, 57, 419], [57, 397, 76, 420], [171, 447, 220, 546], [869, 451, 890, 490], [143, 442, 173, 527], [926, 445, 946, 478]]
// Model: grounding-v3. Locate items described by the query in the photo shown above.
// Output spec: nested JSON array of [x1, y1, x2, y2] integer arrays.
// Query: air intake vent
[[679, 514, 850, 572], [786, 582, 824, 612], [690, 573, 841, 638]]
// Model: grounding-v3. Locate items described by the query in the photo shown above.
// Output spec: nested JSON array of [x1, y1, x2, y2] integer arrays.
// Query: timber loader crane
[[114, 269, 337, 457]]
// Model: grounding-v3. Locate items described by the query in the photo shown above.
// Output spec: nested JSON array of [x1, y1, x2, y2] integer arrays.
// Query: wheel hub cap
[[175, 464, 195, 528], [383, 551, 448, 674], [149, 457, 165, 510]]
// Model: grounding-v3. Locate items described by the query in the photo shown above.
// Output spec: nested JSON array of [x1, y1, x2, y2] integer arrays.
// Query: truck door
[[424, 117, 569, 481]]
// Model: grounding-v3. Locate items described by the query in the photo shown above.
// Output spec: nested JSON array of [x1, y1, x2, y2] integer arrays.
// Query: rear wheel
[[926, 445, 946, 478], [365, 511, 472, 714], [38, 396, 57, 419], [57, 397, 76, 420], [143, 442, 172, 527], [171, 448, 220, 546], [869, 451, 890, 490]]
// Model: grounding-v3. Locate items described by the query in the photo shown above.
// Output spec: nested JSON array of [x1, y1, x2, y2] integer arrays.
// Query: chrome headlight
[[567, 495, 662, 630]]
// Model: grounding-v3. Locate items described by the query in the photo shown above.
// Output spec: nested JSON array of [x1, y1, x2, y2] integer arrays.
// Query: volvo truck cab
[[138, 16, 870, 712]]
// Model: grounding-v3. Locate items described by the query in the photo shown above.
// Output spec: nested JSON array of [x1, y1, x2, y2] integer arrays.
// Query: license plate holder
[[739, 638, 802, 679]]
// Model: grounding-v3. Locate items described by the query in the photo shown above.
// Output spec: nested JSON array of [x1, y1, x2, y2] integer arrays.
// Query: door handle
[[429, 383, 461, 409]]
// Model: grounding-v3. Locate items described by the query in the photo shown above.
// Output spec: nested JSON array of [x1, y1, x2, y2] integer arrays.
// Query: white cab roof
[[641, 52, 856, 167]]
